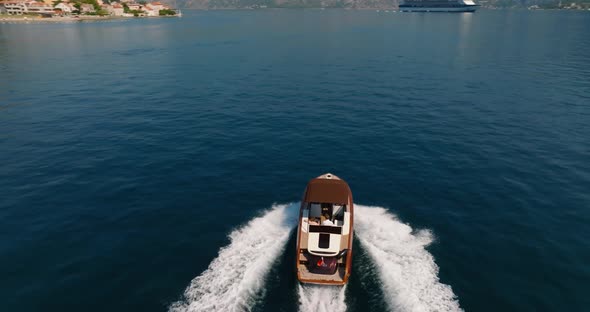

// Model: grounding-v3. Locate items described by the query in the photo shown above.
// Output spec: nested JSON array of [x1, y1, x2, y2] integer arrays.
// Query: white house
[[80, 3, 94, 13], [54, 2, 72, 14], [126, 2, 141, 10], [2, 1, 28, 15], [144, 4, 158, 16], [105, 3, 123, 15], [111, 3, 124, 15], [26, 1, 54, 14], [148, 1, 166, 11]]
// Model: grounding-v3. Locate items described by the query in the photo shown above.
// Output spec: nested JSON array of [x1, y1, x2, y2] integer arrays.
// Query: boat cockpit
[[306, 202, 346, 227], [300, 202, 351, 258]]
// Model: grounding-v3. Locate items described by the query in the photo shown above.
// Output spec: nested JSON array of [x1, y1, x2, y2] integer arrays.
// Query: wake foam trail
[[298, 284, 347, 312], [169, 203, 298, 312], [355, 205, 462, 312]]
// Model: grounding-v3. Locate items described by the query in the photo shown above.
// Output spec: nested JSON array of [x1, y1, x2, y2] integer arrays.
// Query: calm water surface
[[1, 9, 589, 312]]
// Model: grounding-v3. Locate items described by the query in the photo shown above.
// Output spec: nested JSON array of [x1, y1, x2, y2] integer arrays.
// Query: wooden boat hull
[[296, 173, 354, 285]]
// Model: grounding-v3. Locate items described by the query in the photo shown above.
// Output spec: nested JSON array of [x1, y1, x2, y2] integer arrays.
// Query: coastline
[[0, 14, 125, 23], [1, 7, 588, 23], [0, 14, 178, 23]]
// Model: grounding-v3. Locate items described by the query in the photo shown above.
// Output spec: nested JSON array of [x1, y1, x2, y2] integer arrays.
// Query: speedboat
[[295, 173, 354, 285]]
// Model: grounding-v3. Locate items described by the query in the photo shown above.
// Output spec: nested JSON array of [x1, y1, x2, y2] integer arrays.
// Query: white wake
[[169, 203, 297, 312], [298, 284, 347, 312], [355, 205, 462, 312]]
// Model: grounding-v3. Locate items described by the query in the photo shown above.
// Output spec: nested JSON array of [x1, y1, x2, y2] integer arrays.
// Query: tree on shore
[[159, 9, 176, 15]]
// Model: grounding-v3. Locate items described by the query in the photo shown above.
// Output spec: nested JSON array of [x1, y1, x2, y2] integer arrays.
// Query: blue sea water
[[1, 8, 590, 312]]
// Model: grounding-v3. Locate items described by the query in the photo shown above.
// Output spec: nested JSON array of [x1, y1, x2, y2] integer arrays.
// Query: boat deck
[[298, 264, 346, 283], [297, 251, 346, 284], [298, 230, 350, 250]]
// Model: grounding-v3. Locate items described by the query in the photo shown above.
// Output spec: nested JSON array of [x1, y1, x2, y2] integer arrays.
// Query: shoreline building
[[54, 2, 75, 15], [106, 3, 124, 16], [26, 1, 54, 14], [80, 3, 95, 13], [1, 0, 55, 15], [2, 1, 28, 15]]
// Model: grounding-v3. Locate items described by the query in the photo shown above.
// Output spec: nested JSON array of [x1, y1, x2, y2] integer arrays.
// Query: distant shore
[[1, 15, 119, 22], [0, 14, 180, 23], [1, 7, 588, 23]]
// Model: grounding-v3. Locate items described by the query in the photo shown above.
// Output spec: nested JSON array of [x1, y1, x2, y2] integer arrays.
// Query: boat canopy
[[305, 178, 350, 204]]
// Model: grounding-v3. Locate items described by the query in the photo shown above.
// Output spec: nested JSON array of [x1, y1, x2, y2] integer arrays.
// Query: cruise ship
[[399, 0, 479, 12]]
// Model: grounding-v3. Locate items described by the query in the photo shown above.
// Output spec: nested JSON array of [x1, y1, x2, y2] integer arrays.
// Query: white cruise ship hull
[[399, 5, 478, 12]]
